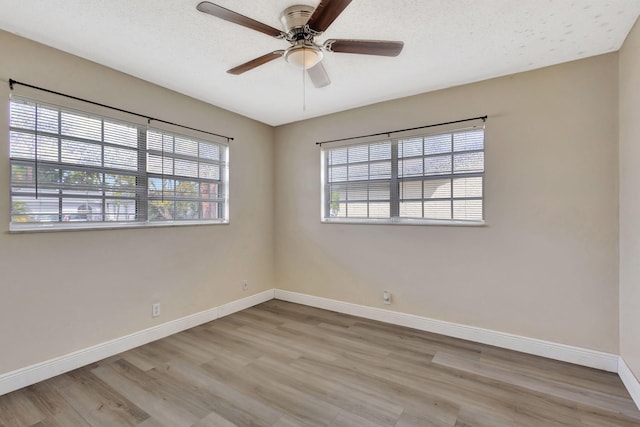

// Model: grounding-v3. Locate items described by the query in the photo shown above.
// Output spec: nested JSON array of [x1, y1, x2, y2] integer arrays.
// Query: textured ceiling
[[0, 0, 639, 126]]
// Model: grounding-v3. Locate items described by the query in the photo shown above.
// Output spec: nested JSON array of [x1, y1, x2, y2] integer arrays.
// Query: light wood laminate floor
[[1, 300, 639, 426]]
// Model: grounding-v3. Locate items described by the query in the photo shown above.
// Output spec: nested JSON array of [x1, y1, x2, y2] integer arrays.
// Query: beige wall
[[0, 25, 627, 379], [0, 30, 276, 374], [620, 18, 640, 380], [274, 54, 620, 353]]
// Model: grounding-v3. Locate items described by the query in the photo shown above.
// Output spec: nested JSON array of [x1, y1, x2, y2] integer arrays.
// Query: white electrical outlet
[[152, 303, 161, 318], [383, 291, 391, 305], [243, 280, 249, 291]]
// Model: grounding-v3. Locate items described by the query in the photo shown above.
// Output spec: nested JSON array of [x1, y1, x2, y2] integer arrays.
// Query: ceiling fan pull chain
[[302, 61, 306, 112]]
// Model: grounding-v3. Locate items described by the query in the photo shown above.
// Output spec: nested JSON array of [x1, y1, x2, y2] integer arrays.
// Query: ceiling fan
[[196, 0, 404, 88]]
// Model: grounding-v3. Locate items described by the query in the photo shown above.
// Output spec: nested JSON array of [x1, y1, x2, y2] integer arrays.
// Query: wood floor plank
[[160, 359, 283, 425], [454, 407, 523, 427], [289, 356, 461, 425], [117, 349, 159, 373], [199, 358, 342, 426], [251, 355, 404, 426], [479, 346, 630, 398], [272, 415, 318, 427], [180, 328, 255, 367], [22, 382, 90, 427], [57, 368, 149, 426], [90, 360, 203, 427], [135, 416, 171, 427], [257, 301, 357, 328], [0, 299, 638, 426], [329, 410, 384, 427], [432, 350, 640, 421], [394, 409, 457, 427], [0, 388, 46, 427], [217, 326, 305, 361], [191, 411, 238, 427], [579, 410, 640, 427], [347, 322, 483, 361], [118, 345, 170, 372]]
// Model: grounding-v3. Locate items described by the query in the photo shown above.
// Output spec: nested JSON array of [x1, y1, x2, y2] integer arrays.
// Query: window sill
[[8, 219, 229, 233], [321, 217, 486, 227]]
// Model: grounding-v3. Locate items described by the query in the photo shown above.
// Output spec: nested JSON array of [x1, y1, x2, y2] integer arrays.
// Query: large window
[[322, 127, 484, 223], [9, 97, 228, 230]]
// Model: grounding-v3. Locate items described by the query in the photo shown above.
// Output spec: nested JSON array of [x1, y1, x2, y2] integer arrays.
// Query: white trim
[[217, 289, 275, 318], [619, 357, 640, 410], [0, 289, 629, 401], [321, 218, 486, 227], [0, 289, 274, 396], [9, 218, 229, 234], [274, 290, 619, 373]]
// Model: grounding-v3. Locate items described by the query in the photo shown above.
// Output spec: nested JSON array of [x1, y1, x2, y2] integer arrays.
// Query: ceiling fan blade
[[227, 51, 285, 75], [307, 62, 331, 88], [306, 0, 352, 33], [196, 2, 283, 38], [325, 39, 404, 57]]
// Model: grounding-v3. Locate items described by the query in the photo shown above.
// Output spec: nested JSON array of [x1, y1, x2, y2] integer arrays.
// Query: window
[[9, 97, 228, 230], [322, 127, 484, 224], [146, 129, 226, 222]]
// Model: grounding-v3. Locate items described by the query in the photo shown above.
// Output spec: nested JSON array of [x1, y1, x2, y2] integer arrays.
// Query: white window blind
[[322, 127, 484, 223], [146, 129, 227, 221], [9, 97, 228, 230], [325, 141, 393, 219]]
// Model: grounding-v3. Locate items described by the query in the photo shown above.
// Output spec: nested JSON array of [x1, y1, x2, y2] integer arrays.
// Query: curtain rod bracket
[[9, 79, 15, 90]]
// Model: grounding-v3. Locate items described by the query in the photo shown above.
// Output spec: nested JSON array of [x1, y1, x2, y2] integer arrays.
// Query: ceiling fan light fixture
[[284, 45, 323, 69]]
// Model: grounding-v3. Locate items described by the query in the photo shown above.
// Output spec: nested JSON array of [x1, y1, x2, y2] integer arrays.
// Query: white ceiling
[[0, 1, 638, 126]]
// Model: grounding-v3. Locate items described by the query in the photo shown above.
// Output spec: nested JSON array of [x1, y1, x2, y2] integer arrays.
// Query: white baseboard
[[619, 357, 640, 409], [0, 289, 274, 396], [0, 288, 629, 404], [274, 290, 619, 373]]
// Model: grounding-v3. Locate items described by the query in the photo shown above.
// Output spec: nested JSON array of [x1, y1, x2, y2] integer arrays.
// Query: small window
[[322, 127, 484, 224], [9, 97, 229, 230]]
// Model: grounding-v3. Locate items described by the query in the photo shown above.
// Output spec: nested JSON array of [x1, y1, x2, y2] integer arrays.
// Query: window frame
[[8, 96, 229, 232], [320, 126, 486, 226]]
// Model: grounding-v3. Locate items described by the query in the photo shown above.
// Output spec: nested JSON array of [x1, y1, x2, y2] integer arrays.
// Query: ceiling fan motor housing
[[279, 5, 314, 34]]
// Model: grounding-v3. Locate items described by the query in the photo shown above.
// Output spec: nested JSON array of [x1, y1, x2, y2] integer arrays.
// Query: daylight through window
[[322, 127, 484, 223], [9, 97, 228, 230]]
